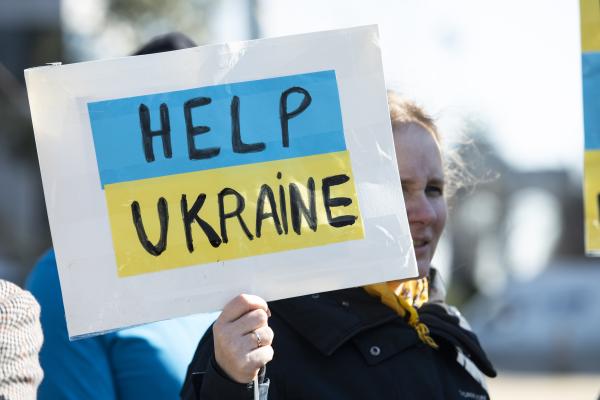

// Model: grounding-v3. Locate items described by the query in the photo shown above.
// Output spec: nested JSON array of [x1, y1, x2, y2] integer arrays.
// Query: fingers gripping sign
[[213, 294, 274, 384]]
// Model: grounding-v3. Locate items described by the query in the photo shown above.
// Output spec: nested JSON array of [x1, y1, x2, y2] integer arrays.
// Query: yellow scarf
[[363, 279, 439, 349]]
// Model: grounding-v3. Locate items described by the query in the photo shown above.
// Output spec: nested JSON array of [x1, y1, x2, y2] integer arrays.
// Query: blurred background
[[0, 0, 598, 398]]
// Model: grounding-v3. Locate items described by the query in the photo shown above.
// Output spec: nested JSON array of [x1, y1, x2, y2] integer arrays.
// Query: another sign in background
[[581, 0, 600, 255], [25, 25, 417, 338]]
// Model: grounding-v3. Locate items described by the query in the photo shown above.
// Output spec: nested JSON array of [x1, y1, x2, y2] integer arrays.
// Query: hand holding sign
[[213, 294, 274, 383]]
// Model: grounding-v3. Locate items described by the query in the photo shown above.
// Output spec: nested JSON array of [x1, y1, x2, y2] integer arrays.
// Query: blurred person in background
[[26, 33, 218, 400], [0, 279, 43, 399], [182, 92, 497, 399]]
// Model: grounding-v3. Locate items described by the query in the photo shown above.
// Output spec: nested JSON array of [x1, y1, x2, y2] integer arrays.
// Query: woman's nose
[[407, 193, 436, 226]]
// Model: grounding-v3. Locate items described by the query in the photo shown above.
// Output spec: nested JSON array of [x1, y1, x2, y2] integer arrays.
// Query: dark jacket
[[182, 287, 496, 399]]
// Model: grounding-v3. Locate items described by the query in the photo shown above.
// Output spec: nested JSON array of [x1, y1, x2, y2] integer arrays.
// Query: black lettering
[[131, 198, 168, 256], [139, 103, 172, 162], [289, 178, 317, 234], [231, 95, 266, 153], [277, 172, 288, 234], [597, 193, 600, 223], [218, 188, 253, 243], [181, 194, 222, 252], [256, 184, 282, 238], [184, 97, 220, 160], [279, 87, 312, 147], [322, 174, 357, 228]]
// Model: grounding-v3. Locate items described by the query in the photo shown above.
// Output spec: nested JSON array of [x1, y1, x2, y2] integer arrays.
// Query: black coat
[[181, 287, 496, 399]]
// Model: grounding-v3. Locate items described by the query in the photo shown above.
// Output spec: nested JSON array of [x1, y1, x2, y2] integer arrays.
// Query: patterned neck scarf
[[363, 277, 438, 349]]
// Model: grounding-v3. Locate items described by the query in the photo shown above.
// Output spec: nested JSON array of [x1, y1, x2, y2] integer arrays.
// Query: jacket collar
[[269, 268, 447, 357], [270, 287, 402, 356], [269, 274, 496, 378]]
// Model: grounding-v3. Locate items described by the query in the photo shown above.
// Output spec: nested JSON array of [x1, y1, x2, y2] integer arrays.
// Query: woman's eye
[[425, 185, 443, 197]]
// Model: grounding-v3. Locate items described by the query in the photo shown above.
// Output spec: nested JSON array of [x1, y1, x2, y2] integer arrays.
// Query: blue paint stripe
[[583, 53, 600, 150], [88, 70, 346, 187]]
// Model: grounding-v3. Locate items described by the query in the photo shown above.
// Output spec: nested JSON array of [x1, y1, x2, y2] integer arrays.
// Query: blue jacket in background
[[27, 250, 218, 400]]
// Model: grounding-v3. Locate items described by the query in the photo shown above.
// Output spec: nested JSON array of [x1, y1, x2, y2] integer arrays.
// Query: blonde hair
[[388, 90, 469, 199], [387, 91, 440, 143]]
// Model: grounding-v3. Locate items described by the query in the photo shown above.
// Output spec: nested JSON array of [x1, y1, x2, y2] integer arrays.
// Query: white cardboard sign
[[25, 25, 417, 338]]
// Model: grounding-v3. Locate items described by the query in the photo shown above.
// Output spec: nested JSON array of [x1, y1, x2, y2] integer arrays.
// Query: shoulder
[[419, 301, 496, 393], [25, 250, 117, 399], [0, 279, 44, 399], [112, 312, 218, 382], [109, 314, 216, 400], [26, 249, 59, 304], [0, 279, 40, 325], [25, 249, 76, 345], [0, 279, 43, 347]]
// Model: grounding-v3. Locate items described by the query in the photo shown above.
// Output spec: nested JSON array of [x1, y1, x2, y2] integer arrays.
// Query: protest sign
[[25, 25, 417, 338], [581, 0, 600, 254]]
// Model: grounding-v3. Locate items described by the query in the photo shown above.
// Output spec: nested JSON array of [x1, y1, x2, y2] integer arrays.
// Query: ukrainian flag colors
[[88, 70, 347, 187], [581, 0, 600, 254], [88, 71, 365, 276]]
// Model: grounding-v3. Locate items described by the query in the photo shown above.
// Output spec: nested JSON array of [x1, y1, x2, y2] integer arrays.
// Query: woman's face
[[394, 122, 447, 277]]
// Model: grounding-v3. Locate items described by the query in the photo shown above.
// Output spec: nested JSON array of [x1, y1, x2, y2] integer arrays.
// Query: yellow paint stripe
[[584, 150, 600, 252], [581, 0, 600, 52], [105, 151, 364, 276]]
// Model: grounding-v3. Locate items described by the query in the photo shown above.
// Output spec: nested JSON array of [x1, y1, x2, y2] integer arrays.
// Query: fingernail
[[267, 308, 272, 317]]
